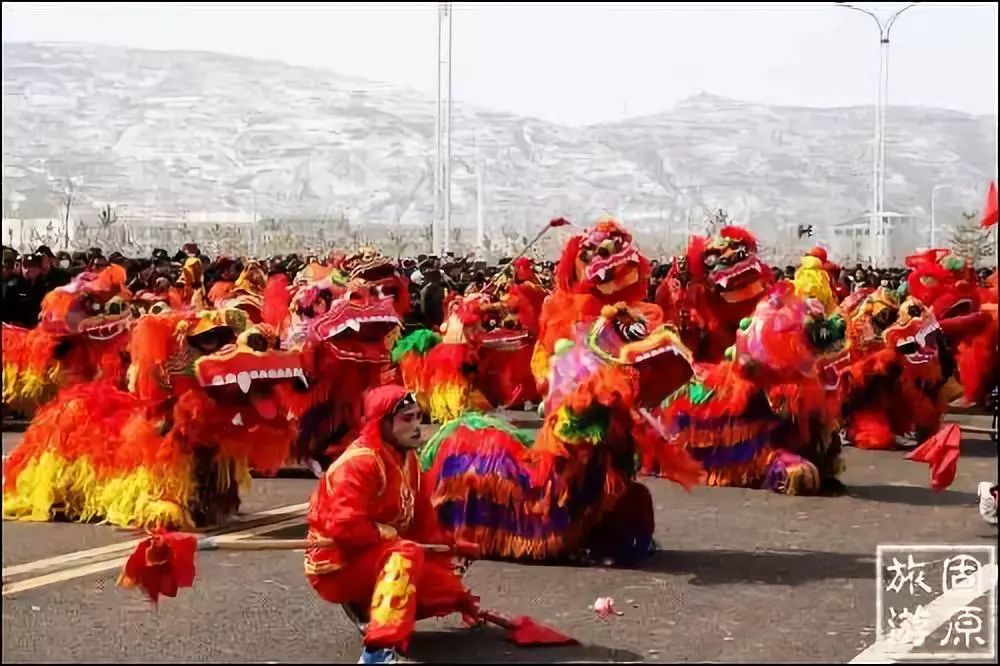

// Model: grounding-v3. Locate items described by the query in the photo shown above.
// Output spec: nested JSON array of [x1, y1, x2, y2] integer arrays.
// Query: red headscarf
[[359, 384, 411, 445]]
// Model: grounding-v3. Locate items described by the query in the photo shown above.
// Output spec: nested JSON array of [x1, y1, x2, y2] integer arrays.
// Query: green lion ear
[[738, 317, 752, 331], [724, 345, 736, 361]]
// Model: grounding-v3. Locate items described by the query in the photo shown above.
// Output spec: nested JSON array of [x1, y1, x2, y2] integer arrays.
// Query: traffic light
[[797, 224, 814, 239]]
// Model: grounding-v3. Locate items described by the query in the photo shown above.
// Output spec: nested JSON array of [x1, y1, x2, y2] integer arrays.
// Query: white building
[[831, 212, 922, 266]]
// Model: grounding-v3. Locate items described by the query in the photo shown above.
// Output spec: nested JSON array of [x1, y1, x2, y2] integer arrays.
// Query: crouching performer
[[304, 384, 480, 664]]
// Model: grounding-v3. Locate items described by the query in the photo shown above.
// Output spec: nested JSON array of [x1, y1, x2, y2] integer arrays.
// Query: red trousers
[[307, 539, 477, 651]]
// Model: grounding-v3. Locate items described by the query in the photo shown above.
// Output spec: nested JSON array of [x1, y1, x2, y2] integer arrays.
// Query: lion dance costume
[[531, 218, 652, 392], [3, 307, 300, 528], [418, 296, 702, 564], [3, 266, 133, 416], [905, 249, 997, 409], [838, 288, 950, 449], [668, 226, 773, 362], [272, 250, 409, 468], [650, 281, 847, 495], [392, 285, 541, 423]]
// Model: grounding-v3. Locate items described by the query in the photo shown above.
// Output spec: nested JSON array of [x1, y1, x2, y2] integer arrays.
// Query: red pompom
[[117, 530, 198, 605]]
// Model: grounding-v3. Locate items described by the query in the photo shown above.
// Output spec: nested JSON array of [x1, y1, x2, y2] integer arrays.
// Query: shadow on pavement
[[631, 548, 873, 586], [410, 625, 641, 663], [847, 484, 977, 507], [960, 436, 998, 458]]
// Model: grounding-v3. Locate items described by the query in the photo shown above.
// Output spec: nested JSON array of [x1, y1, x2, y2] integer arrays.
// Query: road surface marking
[[2, 514, 308, 596], [2, 502, 308, 580], [849, 563, 998, 663]]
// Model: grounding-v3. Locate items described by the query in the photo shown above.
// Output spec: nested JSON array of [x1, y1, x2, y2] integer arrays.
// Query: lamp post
[[930, 184, 951, 249], [837, 2, 919, 267], [434, 2, 453, 256]]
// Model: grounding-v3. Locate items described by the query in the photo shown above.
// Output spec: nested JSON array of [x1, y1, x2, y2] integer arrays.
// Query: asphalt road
[[2, 415, 997, 664]]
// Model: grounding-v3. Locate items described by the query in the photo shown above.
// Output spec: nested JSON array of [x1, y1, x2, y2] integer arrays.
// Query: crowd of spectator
[[3, 243, 995, 331]]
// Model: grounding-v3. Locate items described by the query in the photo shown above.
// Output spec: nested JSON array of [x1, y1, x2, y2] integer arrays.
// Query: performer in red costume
[[304, 384, 479, 664]]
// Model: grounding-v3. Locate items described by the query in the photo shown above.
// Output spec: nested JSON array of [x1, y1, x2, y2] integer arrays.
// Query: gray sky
[[2, 1, 997, 126]]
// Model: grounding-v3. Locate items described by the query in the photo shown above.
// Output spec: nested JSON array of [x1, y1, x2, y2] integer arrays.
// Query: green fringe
[[553, 405, 609, 445], [391, 329, 442, 363], [661, 380, 714, 410], [419, 412, 534, 471]]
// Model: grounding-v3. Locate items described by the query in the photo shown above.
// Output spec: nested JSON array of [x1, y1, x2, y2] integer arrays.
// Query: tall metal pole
[[838, 2, 918, 267], [475, 162, 484, 254], [433, 7, 442, 255], [930, 184, 950, 249], [443, 4, 453, 255]]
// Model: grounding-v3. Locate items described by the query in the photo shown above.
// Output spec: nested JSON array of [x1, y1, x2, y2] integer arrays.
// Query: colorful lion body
[[421, 302, 700, 563], [3, 309, 300, 529], [955, 271, 999, 407], [905, 252, 1000, 409], [650, 282, 846, 495], [837, 289, 950, 450], [2, 267, 134, 416]]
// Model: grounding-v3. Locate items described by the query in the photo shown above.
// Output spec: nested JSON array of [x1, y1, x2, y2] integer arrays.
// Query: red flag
[[981, 181, 998, 228], [904, 424, 961, 492]]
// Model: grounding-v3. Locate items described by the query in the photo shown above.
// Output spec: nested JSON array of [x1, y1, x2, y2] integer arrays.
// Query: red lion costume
[[3, 266, 133, 416], [531, 218, 652, 390], [668, 226, 773, 362], [906, 249, 997, 407]]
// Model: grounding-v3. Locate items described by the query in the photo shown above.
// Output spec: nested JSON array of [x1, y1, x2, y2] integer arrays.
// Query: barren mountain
[[2, 41, 996, 254]]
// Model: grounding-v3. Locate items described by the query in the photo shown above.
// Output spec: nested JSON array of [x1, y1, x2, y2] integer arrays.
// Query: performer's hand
[[452, 539, 481, 559]]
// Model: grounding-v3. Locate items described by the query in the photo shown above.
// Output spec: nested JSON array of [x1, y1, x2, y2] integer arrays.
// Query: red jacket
[[304, 436, 444, 577]]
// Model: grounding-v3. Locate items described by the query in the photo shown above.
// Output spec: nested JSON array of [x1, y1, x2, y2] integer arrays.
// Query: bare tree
[[703, 208, 731, 236], [97, 203, 118, 228], [386, 230, 410, 258], [949, 211, 996, 267], [59, 179, 78, 250]]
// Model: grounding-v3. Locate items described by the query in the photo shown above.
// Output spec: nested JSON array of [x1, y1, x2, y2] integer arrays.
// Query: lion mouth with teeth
[[586, 303, 695, 407], [40, 271, 133, 341], [176, 313, 305, 428], [699, 237, 767, 305], [308, 281, 402, 363]]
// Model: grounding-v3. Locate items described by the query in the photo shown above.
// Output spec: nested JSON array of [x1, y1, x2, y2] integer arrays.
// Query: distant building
[[831, 212, 921, 266]]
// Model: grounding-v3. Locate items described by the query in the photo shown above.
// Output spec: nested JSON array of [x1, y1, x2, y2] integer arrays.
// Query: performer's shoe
[[358, 647, 400, 664], [977, 481, 998, 525]]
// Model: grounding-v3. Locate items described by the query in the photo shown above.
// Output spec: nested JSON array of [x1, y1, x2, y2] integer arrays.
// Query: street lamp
[[434, 2, 453, 256], [837, 2, 920, 267], [930, 184, 951, 249]]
